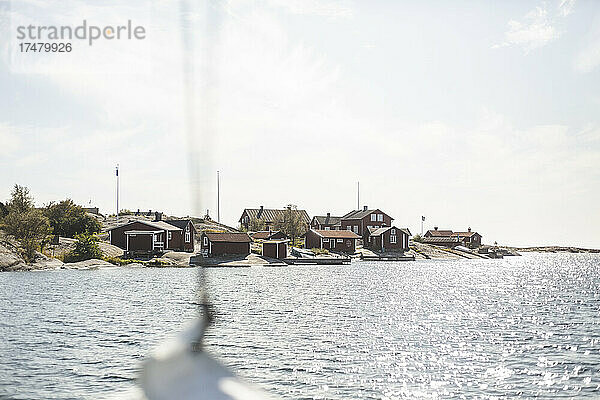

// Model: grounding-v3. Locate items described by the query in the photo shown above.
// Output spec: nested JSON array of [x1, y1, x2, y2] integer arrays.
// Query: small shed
[[366, 226, 411, 252], [262, 240, 289, 259], [201, 232, 251, 257], [304, 229, 360, 253]]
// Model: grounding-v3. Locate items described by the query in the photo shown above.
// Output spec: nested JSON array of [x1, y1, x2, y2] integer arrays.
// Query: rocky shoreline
[[2, 237, 599, 272]]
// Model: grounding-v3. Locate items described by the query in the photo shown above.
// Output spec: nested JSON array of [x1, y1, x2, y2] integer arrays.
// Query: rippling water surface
[[1, 253, 599, 399]]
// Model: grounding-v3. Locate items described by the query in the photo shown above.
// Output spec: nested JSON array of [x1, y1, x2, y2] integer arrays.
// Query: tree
[[1, 185, 51, 262], [245, 215, 266, 232], [64, 233, 102, 262], [44, 199, 101, 238], [274, 204, 308, 244], [6, 184, 34, 214]]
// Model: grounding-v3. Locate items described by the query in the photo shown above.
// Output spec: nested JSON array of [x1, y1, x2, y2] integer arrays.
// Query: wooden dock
[[360, 255, 415, 262], [284, 257, 351, 265]]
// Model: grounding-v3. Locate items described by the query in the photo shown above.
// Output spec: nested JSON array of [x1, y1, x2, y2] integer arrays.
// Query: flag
[[116, 166, 119, 176], [422, 216, 425, 221]]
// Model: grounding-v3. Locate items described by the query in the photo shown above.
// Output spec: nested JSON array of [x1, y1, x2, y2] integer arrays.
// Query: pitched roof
[[341, 209, 392, 221], [240, 208, 310, 224], [422, 236, 460, 244], [400, 228, 412, 236], [312, 215, 342, 226], [165, 219, 194, 231], [110, 219, 182, 232], [205, 232, 251, 243], [250, 231, 271, 240], [341, 209, 377, 220], [425, 229, 454, 237], [368, 226, 412, 237], [311, 229, 360, 239], [451, 231, 479, 238], [149, 220, 183, 231], [124, 230, 162, 234]]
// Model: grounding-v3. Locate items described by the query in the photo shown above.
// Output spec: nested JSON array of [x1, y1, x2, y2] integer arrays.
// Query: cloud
[[494, 1, 575, 52]]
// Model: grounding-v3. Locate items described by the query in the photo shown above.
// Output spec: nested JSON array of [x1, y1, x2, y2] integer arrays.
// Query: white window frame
[[337, 238, 343, 243], [391, 229, 396, 235], [353, 226, 358, 233], [185, 226, 191, 243], [323, 238, 329, 242], [168, 231, 172, 240], [390, 235, 397, 244], [203, 236, 208, 246], [325, 226, 330, 230], [377, 214, 383, 222], [370, 214, 376, 221]]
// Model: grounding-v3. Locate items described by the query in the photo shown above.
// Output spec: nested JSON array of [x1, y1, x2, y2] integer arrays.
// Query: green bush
[[1, 185, 51, 263], [44, 199, 101, 238], [64, 233, 102, 263], [103, 256, 136, 265], [311, 247, 329, 255], [146, 259, 170, 267]]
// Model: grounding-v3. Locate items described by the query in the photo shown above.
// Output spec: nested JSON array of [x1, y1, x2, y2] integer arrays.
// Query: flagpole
[[116, 164, 119, 224]]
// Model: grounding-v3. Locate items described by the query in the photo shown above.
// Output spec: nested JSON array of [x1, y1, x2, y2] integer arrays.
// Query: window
[[353, 226, 358, 233], [325, 226, 330, 230], [347, 226, 352, 231], [168, 232, 172, 240], [371, 214, 376, 221], [391, 229, 396, 235], [377, 214, 383, 222], [337, 239, 343, 243], [203, 236, 208, 246], [185, 226, 191, 243], [323, 238, 329, 242], [390, 235, 397, 244]]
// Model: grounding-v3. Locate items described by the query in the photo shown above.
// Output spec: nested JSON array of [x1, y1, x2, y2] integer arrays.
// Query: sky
[[1, 0, 599, 248]]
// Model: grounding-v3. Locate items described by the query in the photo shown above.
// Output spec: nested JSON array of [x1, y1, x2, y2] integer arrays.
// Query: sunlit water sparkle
[[1, 253, 599, 399]]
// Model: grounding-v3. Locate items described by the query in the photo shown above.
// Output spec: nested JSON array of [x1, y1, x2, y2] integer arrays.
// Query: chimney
[[363, 205, 368, 211], [154, 212, 162, 221], [468, 227, 471, 232], [327, 212, 330, 218], [434, 226, 438, 231], [260, 205, 264, 210]]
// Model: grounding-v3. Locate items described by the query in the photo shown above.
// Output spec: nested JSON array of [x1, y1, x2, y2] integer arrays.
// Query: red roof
[[452, 231, 479, 238], [426, 229, 454, 237], [312, 229, 360, 239]]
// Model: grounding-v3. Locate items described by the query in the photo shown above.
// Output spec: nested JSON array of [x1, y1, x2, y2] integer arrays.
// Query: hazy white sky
[[1, 0, 599, 247]]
